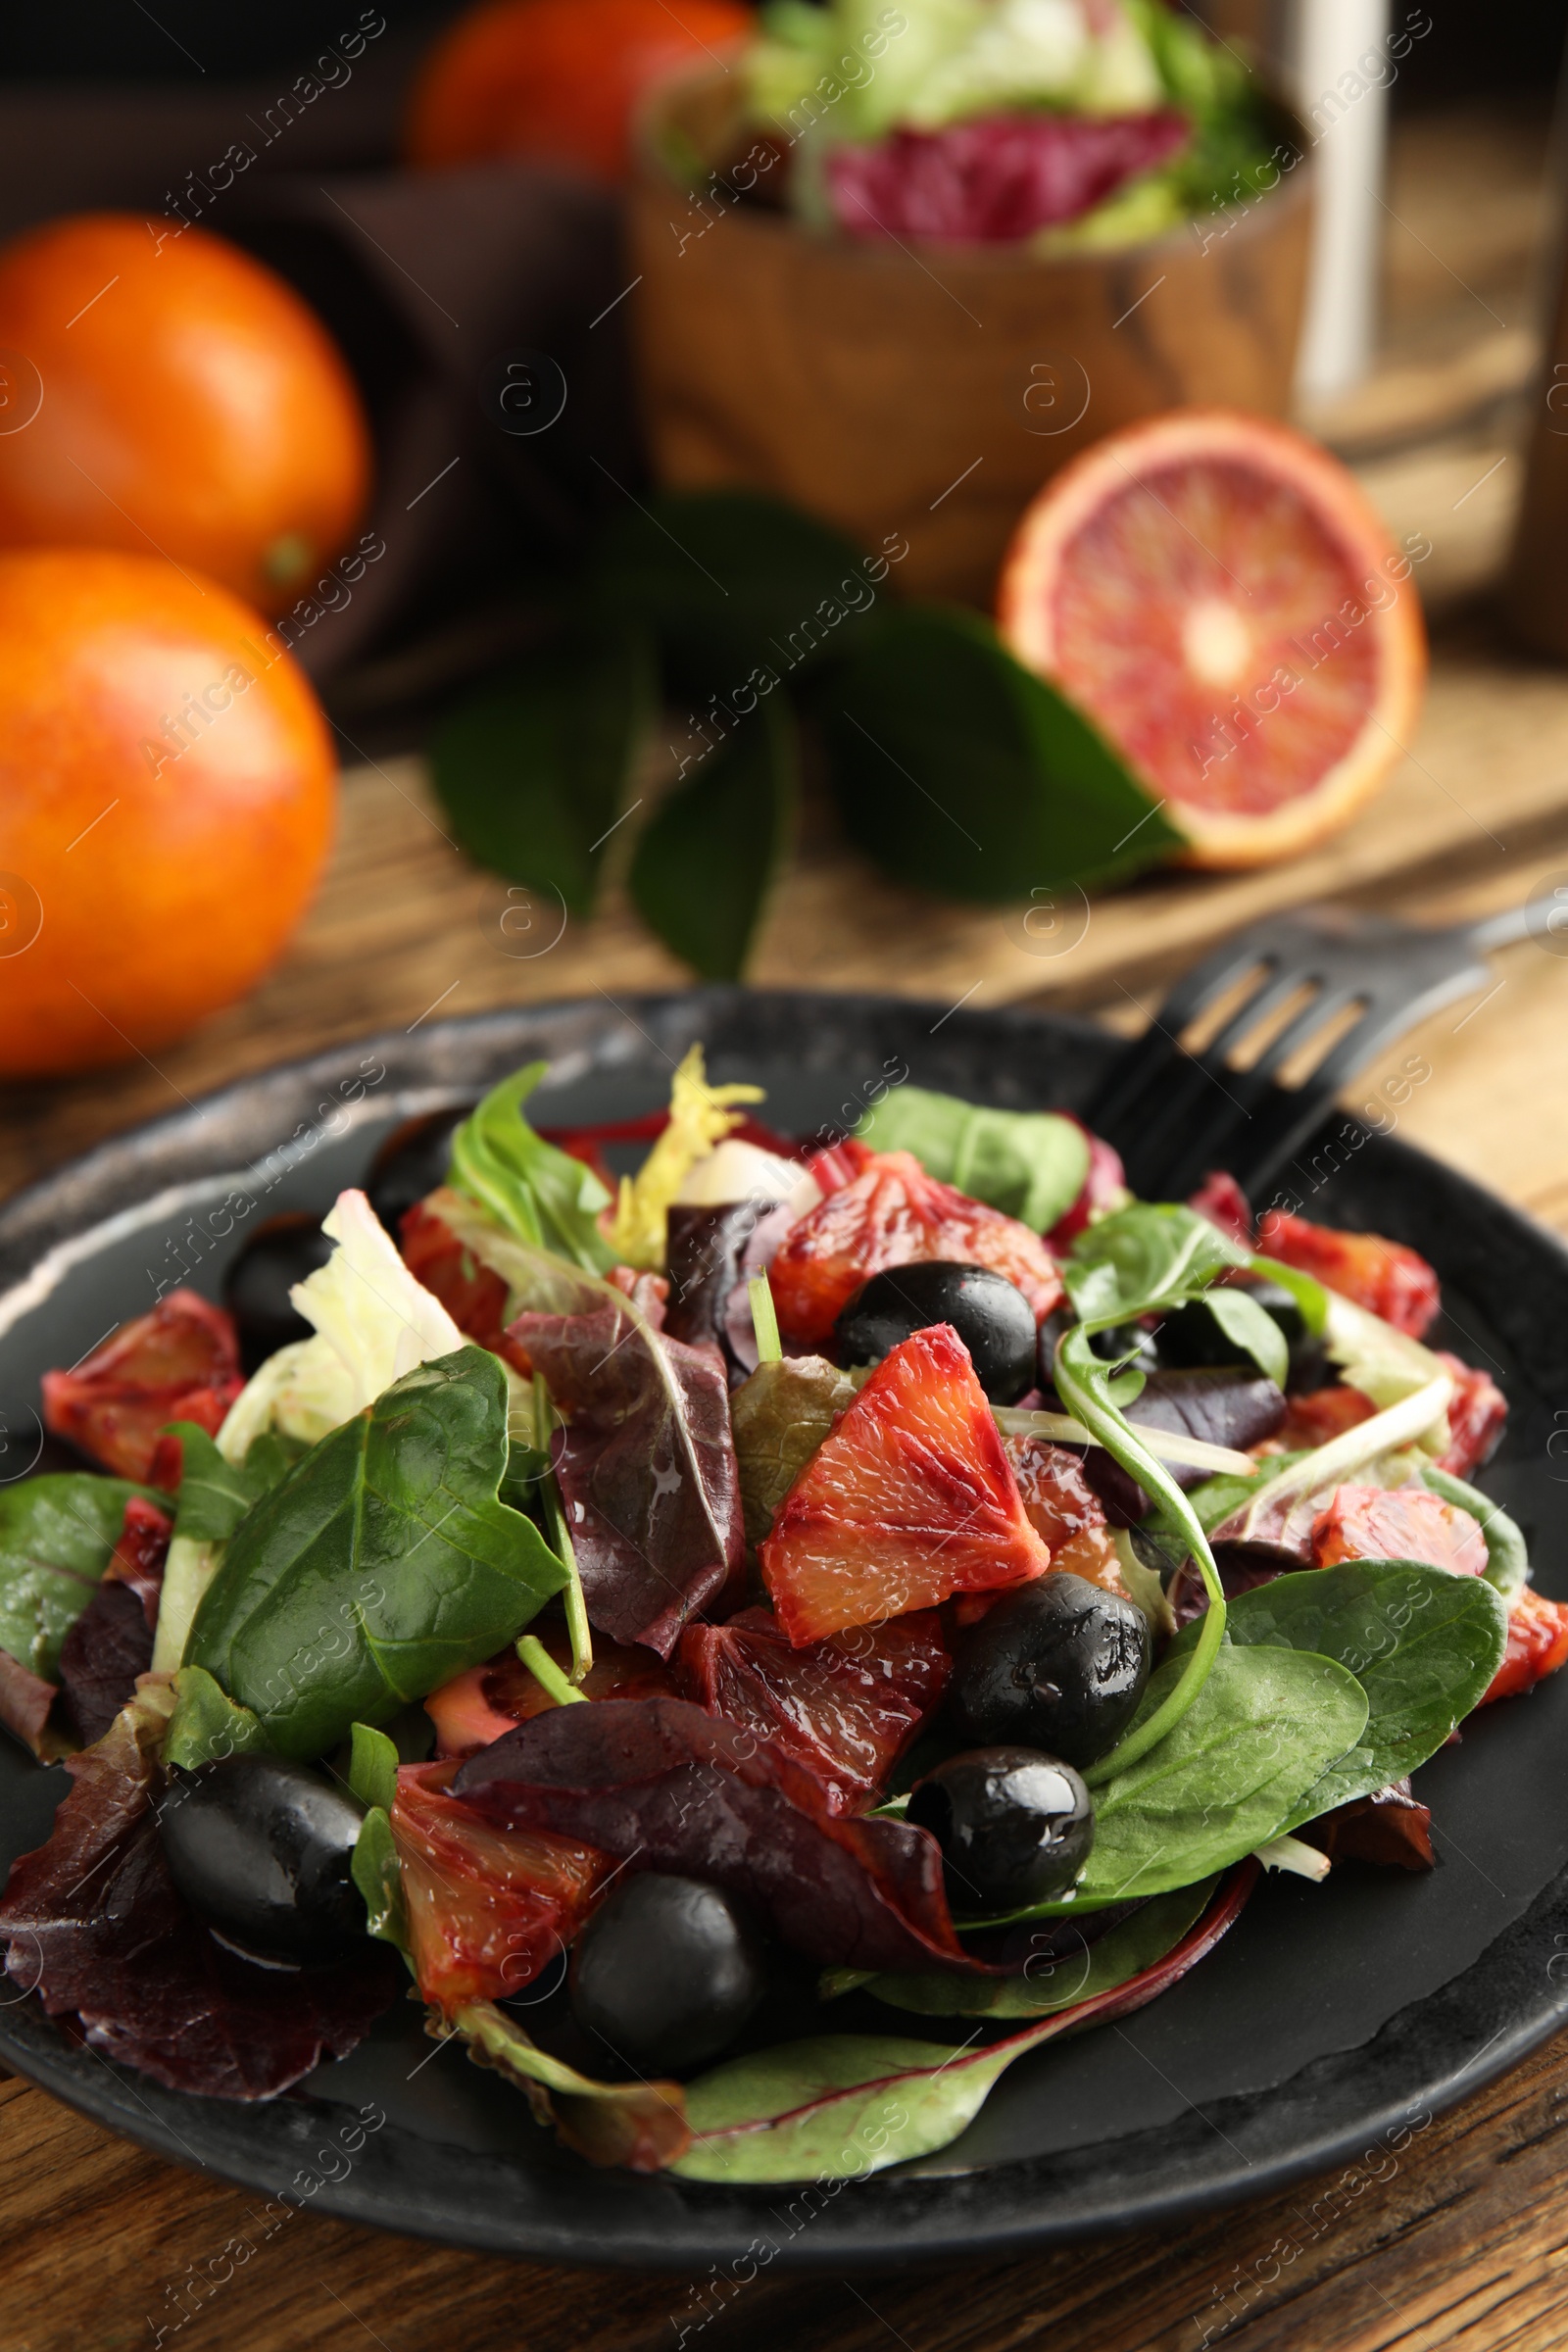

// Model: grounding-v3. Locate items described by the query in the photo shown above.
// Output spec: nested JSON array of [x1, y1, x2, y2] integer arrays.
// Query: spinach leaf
[[1065, 1202, 1250, 1324], [593, 487, 875, 693], [861, 1878, 1218, 2019], [1170, 1561, 1508, 1825], [448, 1063, 614, 1272], [0, 1474, 160, 1680], [186, 1347, 568, 1759], [168, 1424, 307, 1544], [349, 1721, 400, 1815], [854, 1086, 1089, 1232], [1201, 1287, 1290, 1389], [351, 1807, 407, 1951], [991, 1644, 1369, 1916], [427, 626, 655, 916], [817, 606, 1182, 906], [628, 698, 798, 981], [161, 1665, 271, 1771], [1419, 1466, 1529, 1596]]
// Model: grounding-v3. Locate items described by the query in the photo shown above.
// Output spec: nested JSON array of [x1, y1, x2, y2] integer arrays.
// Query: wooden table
[[6, 92, 1568, 2352]]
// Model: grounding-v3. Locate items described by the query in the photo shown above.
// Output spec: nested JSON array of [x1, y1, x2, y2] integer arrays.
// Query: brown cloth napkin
[[225, 162, 645, 690]]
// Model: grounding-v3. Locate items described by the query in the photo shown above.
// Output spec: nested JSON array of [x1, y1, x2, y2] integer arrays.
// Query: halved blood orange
[[998, 411, 1428, 867]]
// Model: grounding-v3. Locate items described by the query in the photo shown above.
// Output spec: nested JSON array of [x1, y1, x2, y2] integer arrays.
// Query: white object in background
[[1283, 0, 1393, 400]]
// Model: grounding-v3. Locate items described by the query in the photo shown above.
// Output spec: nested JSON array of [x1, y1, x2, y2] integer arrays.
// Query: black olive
[[568, 1874, 766, 2071], [834, 1261, 1037, 1403], [365, 1102, 472, 1239], [158, 1755, 366, 1963], [907, 1747, 1094, 1913], [222, 1213, 333, 1375], [948, 1574, 1150, 1767]]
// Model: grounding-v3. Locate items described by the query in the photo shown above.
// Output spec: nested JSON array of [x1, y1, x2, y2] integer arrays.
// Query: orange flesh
[[1050, 458, 1385, 818]]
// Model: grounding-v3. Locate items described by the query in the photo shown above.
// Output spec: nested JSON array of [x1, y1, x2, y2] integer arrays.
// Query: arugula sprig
[[448, 1063, 614, 1273], [1055, 1204, 1254, 1786]]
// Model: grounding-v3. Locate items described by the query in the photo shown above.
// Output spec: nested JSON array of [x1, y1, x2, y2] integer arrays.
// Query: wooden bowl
[[628, 65, 1315, 606]]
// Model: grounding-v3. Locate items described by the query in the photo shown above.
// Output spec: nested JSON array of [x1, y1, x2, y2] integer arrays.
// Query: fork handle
[[1466, 899, 1553, 954]]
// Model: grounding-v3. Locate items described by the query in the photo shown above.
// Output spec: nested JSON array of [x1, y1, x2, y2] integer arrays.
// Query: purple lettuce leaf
[[456, 1695, 978, 1972], [0, 1690, 399, 2098], [514, 1308, 745, 1655]]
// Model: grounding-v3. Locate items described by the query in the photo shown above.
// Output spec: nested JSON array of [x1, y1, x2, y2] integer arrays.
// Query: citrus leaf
[[628, 699, 799, 980], [816, 606, 1182, 906], [594, 488, 882, 692], [428, 625, 655, 916]]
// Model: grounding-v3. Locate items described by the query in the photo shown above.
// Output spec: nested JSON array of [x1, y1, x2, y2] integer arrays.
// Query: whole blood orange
[[407, 0, 752, 181], [0, 551, 335, 1078], [998, 411, 1427, 867], [0, 214, 369, 616]]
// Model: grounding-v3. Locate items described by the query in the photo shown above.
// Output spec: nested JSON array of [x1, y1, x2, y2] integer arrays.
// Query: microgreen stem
[[1054, 1332, 1227, 1788], [516, 1634, 587, 1708], [749, 1271, 782, 1363], [533, 1371, 592, 1680]]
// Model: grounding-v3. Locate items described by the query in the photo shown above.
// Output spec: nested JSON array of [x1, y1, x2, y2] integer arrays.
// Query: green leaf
[[1419, 1465, 1529, 1596], [627, 699, 799, 980], [427, 626, 655, 916], [449, 1062, 615, 1272], [162, 1665, 271, 1771], [1066, 1202, 1250, 1325], [988, 1643, 1370, 1918], [453, 1996, 691, 2171], [186, 1347, 569, 1759], [729, 1355, 856, 1550], [0, 1474, 161, 1679], [816, 606, 1182, 906], [1171, 1561, 1509, 1826], [349, 1720, 400, 1815], [1250, 1253, 1329, 1335], [861, 1878, 1218, 2020], [352, 1806, 408, 1952], [168, 1423, 307, 1544], [1187, 1451, 1312, 1535], [1202, 1287, 1290, 1388], [854, 1085, 1089, 1231], [593, 488, 880, 693]]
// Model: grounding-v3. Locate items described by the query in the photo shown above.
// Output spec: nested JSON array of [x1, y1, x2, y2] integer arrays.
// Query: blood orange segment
[[677, 1604, 950, 1814], [425, 1631, 676, 1759], [1480, 1588, 1568, 1706], [40, 1289, 242, 1483], [1256, 1208, 1441, 1338], [760, 1323, 1053, 1644], [390, 1760, 610, 2011], [769, 1143, 1064, 1351], [1433, 1350, 1507, 1478], [998, 410, 1427, 867], [1310, 1484, 1488, 1579]]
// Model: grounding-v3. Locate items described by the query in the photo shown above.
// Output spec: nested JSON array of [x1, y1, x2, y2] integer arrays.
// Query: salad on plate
[[0, 1049, 1559, 2183]]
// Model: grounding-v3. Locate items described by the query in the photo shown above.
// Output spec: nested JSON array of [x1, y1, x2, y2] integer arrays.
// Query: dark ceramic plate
[[2, 990, 1566, 2271]]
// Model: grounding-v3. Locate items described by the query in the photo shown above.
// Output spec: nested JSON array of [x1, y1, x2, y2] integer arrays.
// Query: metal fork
[[1083, 900, 1545, 1203]]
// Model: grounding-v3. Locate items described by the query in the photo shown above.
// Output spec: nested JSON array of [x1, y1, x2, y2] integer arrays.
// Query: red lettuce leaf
[[827, 110, 1191, 244], [57, 1496, 172, 1749], [0, 1692, 399, 2098], [513, 1308, 745, 1655], [455, 1694, 975, 1972], [677, 1604, 949, 1815], [0, 1648, 58, 1760]]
